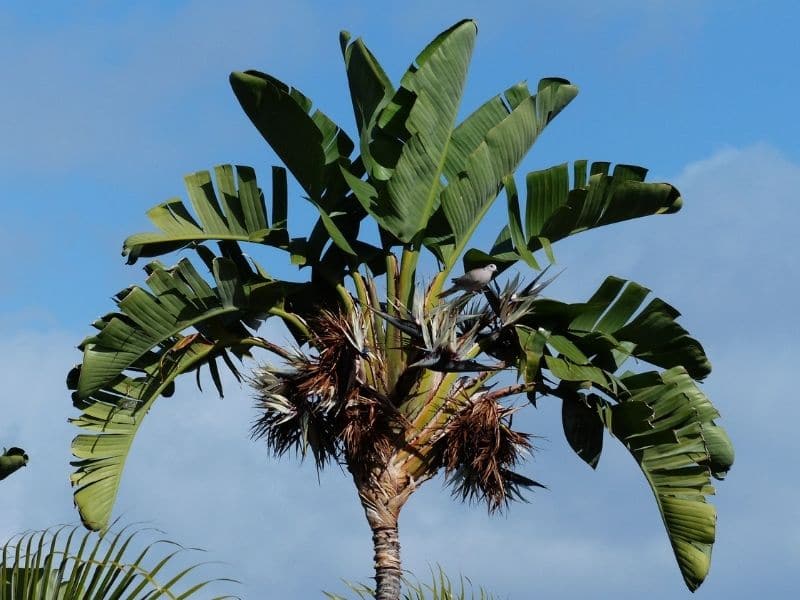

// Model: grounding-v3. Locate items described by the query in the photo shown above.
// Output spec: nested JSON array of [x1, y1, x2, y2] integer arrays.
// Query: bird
[[438, 264, 497, 298]]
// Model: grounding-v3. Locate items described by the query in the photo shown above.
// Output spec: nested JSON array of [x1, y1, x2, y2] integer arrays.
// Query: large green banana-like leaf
[[69, 251, 293, 530], [75, 256, 248, 399], [431, 78, 578, 266], [337, 32, 402, 256], [230, 71, 370, 267], [514, 276, 729, 591], [526, 275, 711, 381], [70, 337, 216, 531], [514, 274, 711, 468], [342, 21, 577, 258], [353, 20, 477, 243], [465, 160, 681, 271], [599, 368, 734, 591], [229, 71, 354, 203], [339, 31, 395, 162], [0, 524, 237, 599], [516, 161, 682, 255], [518, 351, 732, 593], [124, 165, 288, 264], [515, 325, 620, 395]]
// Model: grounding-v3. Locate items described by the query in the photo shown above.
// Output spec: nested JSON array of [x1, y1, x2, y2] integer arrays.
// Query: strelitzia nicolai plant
[[68, 19, 733, 600]]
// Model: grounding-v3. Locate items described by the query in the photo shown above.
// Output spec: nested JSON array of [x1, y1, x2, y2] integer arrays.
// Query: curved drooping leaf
[[518, 344, 731, 592], [124, 164, 288, 264], [519, 160, 682, 254], [513, 275, 728, 590], [69, 250, 295, 530], [0, 524, 238, 599], [599, 368, 734, 591], [70, 336, 214, 531], [75, 256, 251, 399], [229, 71, 354, 202], [473, 160, 683, 268], [526, 275, 711, 380], [0, 447, 28, 481], [561, 394, 603, 468]]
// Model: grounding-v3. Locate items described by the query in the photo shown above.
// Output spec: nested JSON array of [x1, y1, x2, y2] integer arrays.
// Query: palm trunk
[[356, 468, 419, 600], [370, 521, 402, 600]]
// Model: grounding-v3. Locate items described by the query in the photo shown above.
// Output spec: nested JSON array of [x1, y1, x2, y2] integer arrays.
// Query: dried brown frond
[[308, 309, 369, 402], [440, 396, 541, 512], [250, 363, 340, 470], [251, 308, 388, 473], [339, 391, 394, 480]]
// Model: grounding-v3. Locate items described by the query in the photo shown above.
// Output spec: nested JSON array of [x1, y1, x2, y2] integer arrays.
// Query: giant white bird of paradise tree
[[68, 19, 733, 600]]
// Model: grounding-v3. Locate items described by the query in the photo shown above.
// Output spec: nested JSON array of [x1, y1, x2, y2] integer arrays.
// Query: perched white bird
[[438, 263, 497, 298]]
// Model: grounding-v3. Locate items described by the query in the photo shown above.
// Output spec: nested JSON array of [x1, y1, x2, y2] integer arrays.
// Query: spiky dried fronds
[[251, 363, 341, 469], [252, 308, 394, 472], [340, 392, 394, 479], [309, 309, 372, 398], [440, 397, 541, 512]]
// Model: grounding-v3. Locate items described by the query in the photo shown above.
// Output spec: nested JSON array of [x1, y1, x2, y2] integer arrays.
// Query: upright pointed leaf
[[436, 78, 577, 265], [230, 71, 353, 201], [377, 20, 477, 242], [124, 165, 286, 263], [504, 176, 540, 269], [339, 31, 395, 142]]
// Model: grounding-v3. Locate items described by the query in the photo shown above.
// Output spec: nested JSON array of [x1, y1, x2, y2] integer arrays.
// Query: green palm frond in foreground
[[0, 524, 238, 599]]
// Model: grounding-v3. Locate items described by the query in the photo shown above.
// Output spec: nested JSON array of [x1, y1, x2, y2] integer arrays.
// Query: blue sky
[[1, 1, 798, 598]]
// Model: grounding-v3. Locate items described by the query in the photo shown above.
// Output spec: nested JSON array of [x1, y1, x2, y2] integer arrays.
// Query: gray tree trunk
[[371, 522, 402, 600], [356, 467, 419, 600]]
